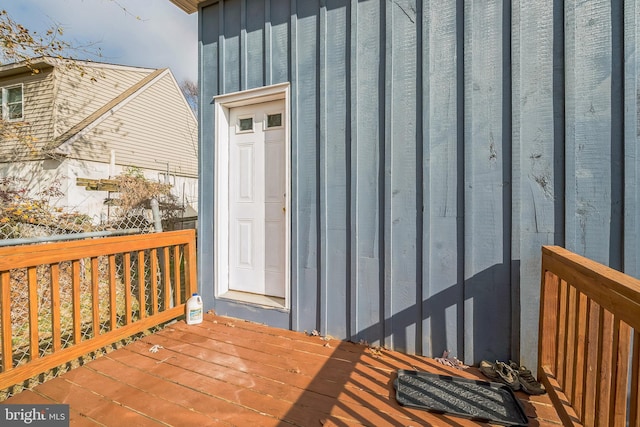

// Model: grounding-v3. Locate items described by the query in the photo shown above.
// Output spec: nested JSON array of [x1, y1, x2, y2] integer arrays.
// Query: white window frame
[[235, 114, 255, 134], [263, 110, 284, 131], [1, 84, 24, 122]]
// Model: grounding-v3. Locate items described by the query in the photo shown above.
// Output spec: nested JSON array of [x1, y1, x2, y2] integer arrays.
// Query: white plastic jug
[[186, 293, 203, 325]]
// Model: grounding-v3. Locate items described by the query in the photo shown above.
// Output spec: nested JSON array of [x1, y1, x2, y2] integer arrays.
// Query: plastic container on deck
[[186, 293, 203, 325]]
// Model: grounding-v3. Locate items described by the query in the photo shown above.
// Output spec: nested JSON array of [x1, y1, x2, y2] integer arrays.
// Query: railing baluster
[[162, 247, 171, 311], [150, 249, 158, 315], [173, 245, 181, 307], [28, 267, 39, 360], [609, 319, 631, 427], [1, 271, 12, 372], [572, 291, 588, 418], [91, 257, 100, 337], [557, 279, 569, 387], [137, 250, 145, 319], [565, 285, 577, 401], [583, 298, 597, 427], [50, 264, 61, 353], [595, 306, 610, 425], [108, 255, 117, 332], [72, 260, 81, 344], [124, 252, 132, 325]]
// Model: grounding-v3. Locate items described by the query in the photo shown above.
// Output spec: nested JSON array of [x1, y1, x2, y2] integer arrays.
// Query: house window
[[237, 116, 254, 133], [265, 113, 283, 129], [1, 85, 24, 121]]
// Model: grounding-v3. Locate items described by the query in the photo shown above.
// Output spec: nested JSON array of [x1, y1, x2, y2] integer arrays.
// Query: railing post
[[185, 231, 197, 297], [1, 271, 12, 372]]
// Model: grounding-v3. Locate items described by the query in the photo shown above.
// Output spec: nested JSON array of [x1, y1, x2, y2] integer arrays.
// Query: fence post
[[150, 198, 163, 232]]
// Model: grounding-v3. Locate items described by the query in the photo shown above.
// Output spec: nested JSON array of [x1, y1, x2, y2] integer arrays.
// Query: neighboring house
[[0, 57, 198, 224], [170, 0, 640, 369]]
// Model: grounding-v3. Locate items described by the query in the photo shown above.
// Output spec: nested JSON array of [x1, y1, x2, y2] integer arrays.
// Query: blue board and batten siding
[[197, 0, 640, 367]]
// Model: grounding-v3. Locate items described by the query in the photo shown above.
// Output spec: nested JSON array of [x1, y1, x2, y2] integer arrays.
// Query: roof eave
[[0, 59, 54, 78], [168, 0, 199, 14]]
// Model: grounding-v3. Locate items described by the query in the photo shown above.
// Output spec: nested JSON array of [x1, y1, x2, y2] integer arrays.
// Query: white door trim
[[213, 82, 291, 309]]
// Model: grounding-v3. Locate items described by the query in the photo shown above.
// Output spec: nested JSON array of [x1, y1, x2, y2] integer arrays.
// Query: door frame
[[213, 82, 291, 309]]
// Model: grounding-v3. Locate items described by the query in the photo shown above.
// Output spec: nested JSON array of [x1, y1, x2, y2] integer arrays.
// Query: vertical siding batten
[[219, 1, 225, 95], [240, 0, 246, 91], [289, 0, 299, 331], [318, 0, 327, 337], [264, 0, 272, 86], [624, 0, 640, 278], [383, 0, 393, 351], [348, 0, 358, 345], [610, 0, 624, 272], [420, 0, 430, 358]]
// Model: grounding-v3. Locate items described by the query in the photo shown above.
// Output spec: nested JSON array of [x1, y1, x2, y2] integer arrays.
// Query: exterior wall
[[197, 0, 640, 367], [68, 72, 198, 177], [0, 67, 55, 161], [0, 159, 198, 222], [53, 65, 154, 139]]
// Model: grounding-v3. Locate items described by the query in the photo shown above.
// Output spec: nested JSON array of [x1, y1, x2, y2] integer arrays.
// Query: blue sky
[[2, 0, 198, 83]]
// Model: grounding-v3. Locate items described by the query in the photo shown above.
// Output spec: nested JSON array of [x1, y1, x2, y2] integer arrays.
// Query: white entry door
[[228, 101, 286, 298]]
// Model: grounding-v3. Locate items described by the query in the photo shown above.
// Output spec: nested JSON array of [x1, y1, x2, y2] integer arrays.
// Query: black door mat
[[394, 369, 528, 426]]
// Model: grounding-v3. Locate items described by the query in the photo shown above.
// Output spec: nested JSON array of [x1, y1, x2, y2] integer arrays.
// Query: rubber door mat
[[394, 370, 528, 426]]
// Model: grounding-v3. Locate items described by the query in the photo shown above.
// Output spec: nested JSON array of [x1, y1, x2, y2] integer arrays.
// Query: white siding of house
[[0, 159, 198, 224], [67, 72, 198, 177], [0, 68, 55, 161]]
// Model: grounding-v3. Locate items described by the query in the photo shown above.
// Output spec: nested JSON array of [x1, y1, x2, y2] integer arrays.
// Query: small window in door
[[236, 116, 254, 133], [264, 112, 283, 130]]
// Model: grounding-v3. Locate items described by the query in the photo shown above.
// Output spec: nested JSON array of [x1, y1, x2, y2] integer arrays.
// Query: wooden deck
[[4, 314, 562, 426]]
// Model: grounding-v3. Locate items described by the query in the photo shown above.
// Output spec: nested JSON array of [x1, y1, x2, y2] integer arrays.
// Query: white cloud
[[2, 0, 198, 82]]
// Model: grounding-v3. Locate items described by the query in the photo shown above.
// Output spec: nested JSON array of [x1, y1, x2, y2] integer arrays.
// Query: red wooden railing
[[539, 246, 640, 427], [0, 230, 197, 390]]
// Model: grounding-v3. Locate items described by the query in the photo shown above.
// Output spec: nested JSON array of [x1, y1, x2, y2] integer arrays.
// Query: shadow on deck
[[4, 313, 562, 426]]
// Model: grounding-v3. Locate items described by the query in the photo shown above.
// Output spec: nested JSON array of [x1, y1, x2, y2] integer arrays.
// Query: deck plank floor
[[3, 314, 563, 426]]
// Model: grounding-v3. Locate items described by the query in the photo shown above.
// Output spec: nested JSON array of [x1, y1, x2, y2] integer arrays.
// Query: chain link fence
[[0, 208, 156, 242]]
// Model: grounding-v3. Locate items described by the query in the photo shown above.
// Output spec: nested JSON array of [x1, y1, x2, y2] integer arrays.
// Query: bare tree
[[179, 79, 198, 114], [0, 10, 71, 67]]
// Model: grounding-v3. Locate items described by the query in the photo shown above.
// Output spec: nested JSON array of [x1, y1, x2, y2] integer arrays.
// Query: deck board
[[3, 314, 563, 426]]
